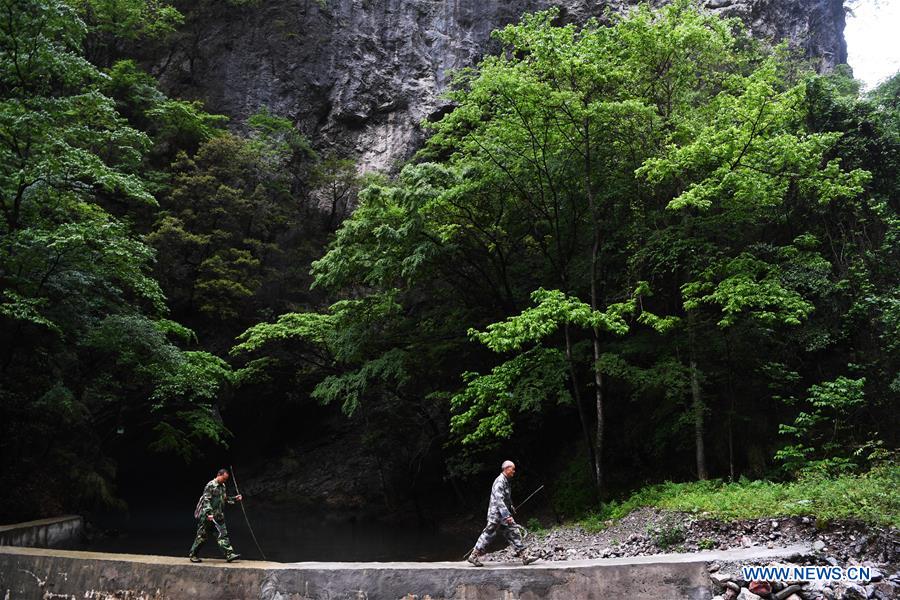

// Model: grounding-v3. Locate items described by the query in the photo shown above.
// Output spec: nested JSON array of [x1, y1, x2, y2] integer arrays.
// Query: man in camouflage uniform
[[467, 460, 539, 566], [188, 468, 242, 562]]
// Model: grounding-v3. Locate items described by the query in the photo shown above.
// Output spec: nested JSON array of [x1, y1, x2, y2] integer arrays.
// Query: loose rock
[[775, 584, 804, 599], [711, 573, 733, 588], [748, 581, 772, 595]]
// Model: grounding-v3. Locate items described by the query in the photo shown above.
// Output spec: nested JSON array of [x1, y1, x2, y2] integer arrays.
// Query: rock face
[[154, 0, 847, 172]]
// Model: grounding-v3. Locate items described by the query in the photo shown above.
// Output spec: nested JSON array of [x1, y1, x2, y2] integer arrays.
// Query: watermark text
[[741, 565, 871, 582]]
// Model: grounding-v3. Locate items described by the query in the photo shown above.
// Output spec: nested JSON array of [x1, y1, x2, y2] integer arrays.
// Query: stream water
[[86, 503, 475, 562]]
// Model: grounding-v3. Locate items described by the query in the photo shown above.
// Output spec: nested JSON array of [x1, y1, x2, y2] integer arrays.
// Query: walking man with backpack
[[188, 468, 242, 562]]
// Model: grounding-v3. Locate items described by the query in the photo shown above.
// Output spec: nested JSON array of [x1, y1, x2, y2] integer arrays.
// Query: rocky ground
[[706, 558, 899, 600], [482, 507, 899, 599]]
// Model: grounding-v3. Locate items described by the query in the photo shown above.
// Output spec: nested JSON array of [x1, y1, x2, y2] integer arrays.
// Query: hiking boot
[[467, 549, 483, 567], [521, 550, 540, 565], [189, 555, 202, 563], [225, 553, 241, 563]]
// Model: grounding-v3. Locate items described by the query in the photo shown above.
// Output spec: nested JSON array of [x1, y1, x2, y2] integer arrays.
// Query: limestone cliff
[[151, 0, 847, 172]]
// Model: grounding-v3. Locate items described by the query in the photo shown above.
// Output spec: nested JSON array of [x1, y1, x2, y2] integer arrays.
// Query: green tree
[[234, 3, 896, 506], [148, 113, 321, 338], [426, 2, 751, 491], [0, 0, 229, 519], [69, 0, 183, 66], [102, 59, 228, 169]]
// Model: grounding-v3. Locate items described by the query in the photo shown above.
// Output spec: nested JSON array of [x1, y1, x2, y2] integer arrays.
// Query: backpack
[[193, 493, 205, 519]]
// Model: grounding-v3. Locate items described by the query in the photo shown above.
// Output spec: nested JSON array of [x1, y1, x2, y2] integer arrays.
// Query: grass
[[579, 463, 899, 532], [525, 517, 548, 538], [647, 515, 686, 549]]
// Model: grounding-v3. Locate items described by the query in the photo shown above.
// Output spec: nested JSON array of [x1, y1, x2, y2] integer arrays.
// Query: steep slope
[[152, 0, 846, 172]]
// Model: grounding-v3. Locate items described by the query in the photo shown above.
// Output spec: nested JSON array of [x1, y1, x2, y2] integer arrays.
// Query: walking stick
[[513, 484, 544, 513], [230, 465, 267, 560]]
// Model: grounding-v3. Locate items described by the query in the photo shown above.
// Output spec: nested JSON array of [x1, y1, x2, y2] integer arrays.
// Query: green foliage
[[70, 0, 183, 68], [296, 2, 896, 502], [233, 293, 413, 416], [0, 290, 61, 334], [248, 106, 314, 162], [5, 0, 895, 523], [452, 284, 664, 451], [103, 60, 227, 164], [308, 154, 361, 230], [151, 350, 232, 406], [153, 318, 197, 344], [450, 347, 570, 445], [311, 348, 409, 415], [82, 315, 232, 458], [682, 253, 816, 328], [309, 163, 442, 291], [525, 517, 547, 538], [145, 100, 228, 151], [639, 63, 869, 212], [471, 288, 637, 352], [0, 0, 231, 519], [776, 376, 876, 475], [148, 131, 311, 325], [581, 464, 900, 528], [232, 311, 334, 354], [597, 354, 691, 404], [648, 515, 687, 550], [550, 449, 599, 519], [71, 0, 183, 39], [0, 0, 163, 332], [698, 538, 716, 550]]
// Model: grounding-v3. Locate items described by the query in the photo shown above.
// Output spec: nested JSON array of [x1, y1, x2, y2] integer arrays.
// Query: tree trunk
[[589, 232, 604, 493], [583, 117, 604, 495], [593, 351, 604, 492], [688, 311, 708, 480], [565, 322, 597, 483], [724, 332, 737, 481]]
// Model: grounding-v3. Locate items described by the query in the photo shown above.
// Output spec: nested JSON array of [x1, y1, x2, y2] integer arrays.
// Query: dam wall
[[0, 544, 809, 600], [0, 516, 83, 550]]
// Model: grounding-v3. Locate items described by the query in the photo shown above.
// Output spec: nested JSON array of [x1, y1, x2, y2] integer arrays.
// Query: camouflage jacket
[[194, 479, 234, 520], [486, 472, 513, 524]]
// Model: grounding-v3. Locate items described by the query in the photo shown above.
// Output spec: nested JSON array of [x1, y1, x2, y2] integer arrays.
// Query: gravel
[[477, 508, 900, 600]]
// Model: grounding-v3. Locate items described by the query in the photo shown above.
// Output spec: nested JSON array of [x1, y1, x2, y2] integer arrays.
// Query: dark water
[[86, 504, 475, 562]]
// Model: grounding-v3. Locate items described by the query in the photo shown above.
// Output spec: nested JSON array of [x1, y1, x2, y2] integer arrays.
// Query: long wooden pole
[[230, 465, 267, 560]]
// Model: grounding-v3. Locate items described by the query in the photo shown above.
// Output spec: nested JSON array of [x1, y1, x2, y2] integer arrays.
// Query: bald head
[[501, 460, 516, 478]]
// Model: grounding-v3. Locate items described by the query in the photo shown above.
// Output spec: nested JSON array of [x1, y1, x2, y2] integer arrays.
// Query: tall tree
[[0, 0, 229, 519]]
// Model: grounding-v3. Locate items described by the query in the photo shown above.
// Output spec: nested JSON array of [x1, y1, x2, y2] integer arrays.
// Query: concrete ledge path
[[0, 543, 811, 599]]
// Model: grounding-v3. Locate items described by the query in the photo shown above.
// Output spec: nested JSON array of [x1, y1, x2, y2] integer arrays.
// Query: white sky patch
[[844, 0, 900, 89]]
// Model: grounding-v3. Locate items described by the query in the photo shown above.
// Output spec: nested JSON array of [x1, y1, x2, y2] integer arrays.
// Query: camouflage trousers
[[189, 517, 235, 558], [474, 521, 525, 554]]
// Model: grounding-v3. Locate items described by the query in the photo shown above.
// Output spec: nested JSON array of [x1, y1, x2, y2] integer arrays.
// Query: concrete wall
[[0, 516, 83, 549], [0, 545, 809, 600]]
